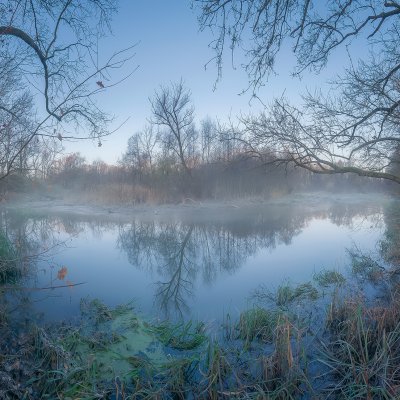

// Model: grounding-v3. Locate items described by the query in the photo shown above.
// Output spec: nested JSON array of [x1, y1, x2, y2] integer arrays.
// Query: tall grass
[[237, 307, 281, 345], [0, 230, 20, 284], [322, 293, 400, 398]]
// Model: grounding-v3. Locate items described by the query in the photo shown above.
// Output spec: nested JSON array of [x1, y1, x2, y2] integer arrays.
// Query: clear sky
[[63, 0, 342, 164]]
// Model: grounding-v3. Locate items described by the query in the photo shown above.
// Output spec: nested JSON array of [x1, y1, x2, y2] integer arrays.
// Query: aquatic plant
[[237, 307, 281, 345], [160, 356, 199, 398], [204, 341, 232, 399], [149, 320, 207, 351], [79, 298, 114, 323], [348, 249, 384, 282], [0, 231, 19, 284], [252, 281, 319, 308], [313, 268, 346, 287], [257, 315, 311, 399], [379, 202, 400, 266]]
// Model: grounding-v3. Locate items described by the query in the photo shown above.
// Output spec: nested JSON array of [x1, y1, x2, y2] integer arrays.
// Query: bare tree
[[0, 57, 36, 176], [239, 97, 400, 183], [0, 0, 135, 179], [195, 0, 400, 184], [122, 125, 159, 173], [150, 80, 195, 178], [29, 137, 63, 180], [200, 117, 218, 164], [139, 125, 159, 171], [195, 0, 400, 91]]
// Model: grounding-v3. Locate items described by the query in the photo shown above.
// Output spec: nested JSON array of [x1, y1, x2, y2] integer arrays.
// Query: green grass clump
[[237, 307, 281, 344], [205, 342, 232, 399], [313, 269, 346, 287], [252, 281, 319, 308], [150, 320, 207, 350], [258, 314, 310, 399], [275, 282, 319, 307], [379, 231, 400, 265]]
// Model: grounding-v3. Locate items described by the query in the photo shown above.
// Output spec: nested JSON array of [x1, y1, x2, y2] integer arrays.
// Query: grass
[[237, 307, 282, 345], [252, 281, 319, 308], [256, 315, 310, 399], [0, 297, 312, 399], [2, 246, 400, 398], [314, 268, 346, 287], [348, 248, 385, 282], [80, 297, 114, 323], [322, 293, 400, 398], [205, 342, 232, 399], [160, 356, 199, 398], [0, 230, 20, 284], [149, 320, 207, 351], [0, 230, 22, 331]]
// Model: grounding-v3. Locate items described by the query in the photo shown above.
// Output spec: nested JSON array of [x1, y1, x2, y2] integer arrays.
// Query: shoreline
[[1, 191, 394, 222]]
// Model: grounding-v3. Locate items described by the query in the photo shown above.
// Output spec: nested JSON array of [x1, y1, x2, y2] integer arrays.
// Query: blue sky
[[64, 0, 343, 164]]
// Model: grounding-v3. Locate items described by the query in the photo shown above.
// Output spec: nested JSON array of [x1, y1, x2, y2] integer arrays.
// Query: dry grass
[[322, 290, 400, 398], [76, 183, 159, 205]]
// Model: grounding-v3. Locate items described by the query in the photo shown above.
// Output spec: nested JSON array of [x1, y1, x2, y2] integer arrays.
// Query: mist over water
[[2, 194, 388, 324]]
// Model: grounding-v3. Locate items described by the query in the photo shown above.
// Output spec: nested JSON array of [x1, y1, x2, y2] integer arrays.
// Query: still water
[[2, 195, 392, 323]]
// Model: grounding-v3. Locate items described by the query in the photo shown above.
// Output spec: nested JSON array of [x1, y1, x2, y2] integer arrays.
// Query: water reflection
[[117, 201, 385, 317], [379, 201, 400, 266], [0, 197, 391, 320]]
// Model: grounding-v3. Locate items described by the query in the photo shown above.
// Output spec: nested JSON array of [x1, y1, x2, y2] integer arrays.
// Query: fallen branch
[[0, 282, 87, 291]]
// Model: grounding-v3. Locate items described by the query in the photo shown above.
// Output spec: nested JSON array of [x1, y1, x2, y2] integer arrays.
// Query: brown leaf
[[57, 266, 68, 280]]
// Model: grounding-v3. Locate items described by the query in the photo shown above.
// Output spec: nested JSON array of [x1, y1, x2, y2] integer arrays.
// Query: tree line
[[1, 77, 386, 202], [43, 79, 383, 203]]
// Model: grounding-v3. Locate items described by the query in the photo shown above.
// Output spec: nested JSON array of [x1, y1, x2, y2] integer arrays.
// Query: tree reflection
[[0, 199, 387, 320], [155, 225, 194, 316], [380, 201, 400, 266], [117, 202, 381, 317]]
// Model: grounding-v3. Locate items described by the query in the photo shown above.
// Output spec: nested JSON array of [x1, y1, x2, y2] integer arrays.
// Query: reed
[[0, 231, 20, 284]]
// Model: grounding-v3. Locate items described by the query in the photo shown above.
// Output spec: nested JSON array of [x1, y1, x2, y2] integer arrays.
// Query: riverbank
[[1, 248, 400, 399], [1, 191, 394, 223], [0, 191, 399, 398]]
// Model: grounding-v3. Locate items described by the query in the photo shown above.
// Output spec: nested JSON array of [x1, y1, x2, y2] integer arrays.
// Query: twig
[[0, 282, 87, 291]]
